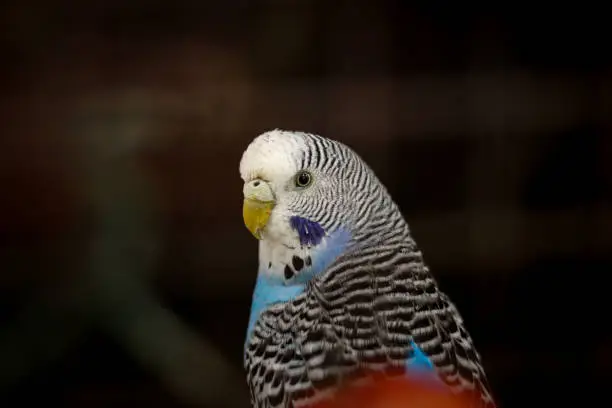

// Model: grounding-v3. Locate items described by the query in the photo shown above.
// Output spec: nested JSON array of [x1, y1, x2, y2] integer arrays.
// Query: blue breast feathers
[[245, 227, 351, 345], [246, 274, 304, 338]]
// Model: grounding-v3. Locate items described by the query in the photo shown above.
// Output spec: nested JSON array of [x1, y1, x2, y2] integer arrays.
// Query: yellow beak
[[243, 198, 274, 239], [242, 179, 276, 240]]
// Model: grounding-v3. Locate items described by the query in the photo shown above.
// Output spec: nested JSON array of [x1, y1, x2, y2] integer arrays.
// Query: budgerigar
[[240, 130, 496, 408]]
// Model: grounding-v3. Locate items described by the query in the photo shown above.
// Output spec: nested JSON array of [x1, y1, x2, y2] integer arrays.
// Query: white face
[[240, 130, 313, 247], [240, 129, 387, 282], [239, 130, 307, 189], [240, 130, 351, 282]]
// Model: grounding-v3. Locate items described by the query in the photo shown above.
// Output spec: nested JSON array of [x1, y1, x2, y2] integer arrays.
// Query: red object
[[312, 377, 472, 408]]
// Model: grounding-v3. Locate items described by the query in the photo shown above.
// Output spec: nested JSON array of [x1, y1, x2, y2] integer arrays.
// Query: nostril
[[253, 181, 260, 187]]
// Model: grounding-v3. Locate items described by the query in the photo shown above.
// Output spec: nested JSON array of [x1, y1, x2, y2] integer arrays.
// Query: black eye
[[295, 171, 312, 188]]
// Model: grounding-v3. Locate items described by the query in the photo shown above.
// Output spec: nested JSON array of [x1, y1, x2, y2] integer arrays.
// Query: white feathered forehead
[[239, 129, 310, 182]]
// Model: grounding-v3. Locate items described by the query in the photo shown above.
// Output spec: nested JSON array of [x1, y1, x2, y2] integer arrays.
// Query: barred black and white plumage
[[240, 130, 496, 408]]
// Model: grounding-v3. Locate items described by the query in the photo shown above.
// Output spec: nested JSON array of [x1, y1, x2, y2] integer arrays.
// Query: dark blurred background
[[1, 1, 611, 407]]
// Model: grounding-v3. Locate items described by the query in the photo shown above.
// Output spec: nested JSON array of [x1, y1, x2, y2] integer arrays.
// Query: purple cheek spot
[[289, 216, 326, 246]]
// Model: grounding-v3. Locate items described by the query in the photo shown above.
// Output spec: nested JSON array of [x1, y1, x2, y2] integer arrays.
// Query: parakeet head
[[240, 130, 409, 286], [241, 130, 395, 242]]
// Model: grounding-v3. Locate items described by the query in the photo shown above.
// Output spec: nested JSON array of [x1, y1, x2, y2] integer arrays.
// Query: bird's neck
[[245, 229, 351, 345]]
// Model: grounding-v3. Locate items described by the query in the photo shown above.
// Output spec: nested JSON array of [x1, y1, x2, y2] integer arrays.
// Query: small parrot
[[240, 130, 496, 408]]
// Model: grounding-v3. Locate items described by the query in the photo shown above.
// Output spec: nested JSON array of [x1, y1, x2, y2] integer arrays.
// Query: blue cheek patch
[[290, 216, 326, 246]]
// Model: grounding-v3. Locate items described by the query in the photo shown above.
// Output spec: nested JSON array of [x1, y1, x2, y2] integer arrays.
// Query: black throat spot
[[284, 265, 295, 280]]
